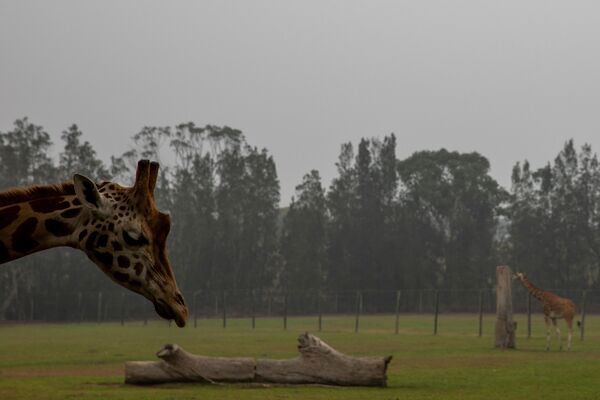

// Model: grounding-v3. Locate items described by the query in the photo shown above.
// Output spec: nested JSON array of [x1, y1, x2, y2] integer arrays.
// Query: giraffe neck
[[0, 183, 86, 264], [520, 276, 545, 301]]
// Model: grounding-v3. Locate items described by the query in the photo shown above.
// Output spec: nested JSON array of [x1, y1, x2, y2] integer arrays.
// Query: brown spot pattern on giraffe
[[29, 197, 70, 213], [0, 241, 9, 263], [94, 251, 113, 268], [0, 205, 21, 230], [60, 207, 82, 219], [129, 279, 141, 287], [12, 217, 40, 253], [85, 231, 99, 251], [97, 234, 108, 248], [117, 255, 130, 269], [114, 271, 129, 282], [134, 262, 143, 276], [45, 219, 74, 237]]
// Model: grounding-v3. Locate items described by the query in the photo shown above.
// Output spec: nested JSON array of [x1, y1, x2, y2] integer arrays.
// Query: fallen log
[[125, 332, 392, 386]]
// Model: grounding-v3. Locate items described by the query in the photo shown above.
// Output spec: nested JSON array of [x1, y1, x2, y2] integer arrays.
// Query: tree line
[[1, 118, 599, 319]]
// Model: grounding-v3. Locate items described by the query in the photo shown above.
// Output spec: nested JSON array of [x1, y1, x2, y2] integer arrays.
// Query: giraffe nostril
[[175, 293, 185, 306]]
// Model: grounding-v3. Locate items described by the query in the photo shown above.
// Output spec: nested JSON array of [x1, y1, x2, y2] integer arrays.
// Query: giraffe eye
[[123, 230, 149, 247]]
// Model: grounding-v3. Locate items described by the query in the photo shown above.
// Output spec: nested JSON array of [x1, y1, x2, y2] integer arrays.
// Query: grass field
[[1, 313, 600, 399]]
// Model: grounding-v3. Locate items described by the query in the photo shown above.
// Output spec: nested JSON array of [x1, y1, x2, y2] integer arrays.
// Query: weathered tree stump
[[125, 332, 392, 386], [495, 265, 516, 349]]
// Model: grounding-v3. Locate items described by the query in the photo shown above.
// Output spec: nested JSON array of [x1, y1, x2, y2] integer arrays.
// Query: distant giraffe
[[0, 160, 188, 326], [513, 272, 578, 350]]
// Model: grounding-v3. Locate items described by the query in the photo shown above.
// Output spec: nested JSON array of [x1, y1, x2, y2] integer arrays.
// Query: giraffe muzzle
[[153, 299, 187, 327]]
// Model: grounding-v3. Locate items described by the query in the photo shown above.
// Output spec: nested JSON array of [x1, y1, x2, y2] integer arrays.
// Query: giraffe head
[[73, 160, 188, 327]]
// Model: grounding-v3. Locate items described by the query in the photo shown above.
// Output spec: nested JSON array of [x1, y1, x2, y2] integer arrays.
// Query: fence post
[[478, 290, 483, 337], [334, 292, 339, 314], [120, 292, 125, 326], [251, 290, 256, 330], [29, 297, 34, 321], [77, 292, 83, 323], [43, 292, 48, 322], [268, 293, 272, 316], [283, 293, 288, 330], [222, 290, 227, 329], [419, 290, 424, 313], [395, 290, 401, 335], [354, 291, 362, 333], [580, 290, 587, 341], [527, 293, 532, 339], [54, 292, 60, 321], [97, 292, 103, 323], [433, 290, 440, 335], [214, 293, 219, 318], [143, 298, 148, 326], [317, 291, 322, 332], [192, 290, 199, 328]]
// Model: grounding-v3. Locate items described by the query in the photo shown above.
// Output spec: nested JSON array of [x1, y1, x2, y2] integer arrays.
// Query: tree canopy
[[1, 117, 598, 319]]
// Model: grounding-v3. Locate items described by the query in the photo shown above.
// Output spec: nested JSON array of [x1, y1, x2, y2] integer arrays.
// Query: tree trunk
[[495, 265, 516, 348], [0, 268, 19, 321], [125, 332, 392, 386]]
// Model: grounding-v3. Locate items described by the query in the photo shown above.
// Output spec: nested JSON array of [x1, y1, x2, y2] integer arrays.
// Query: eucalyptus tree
[[325, 134, 400, 292], [168, 123, 218, 292], [212, 146, 245, 291], [508, 161, 545, 279], [0, 118, 56, 188], [0, 118, 57, 319], [240, 146, 280, 290], [280, 170, 328, 294], [508, 140, 600, 290], [577, 144, 600, 286], [327, 142, 357, 291], [398, 150, 504, 291], [55, 124, 111, 297], [58, 124, 108, 181]]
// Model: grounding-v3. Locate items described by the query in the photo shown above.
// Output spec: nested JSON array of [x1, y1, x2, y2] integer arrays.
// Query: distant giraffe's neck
[[0, 183, 85, 263], [519, 276, 546, 301]]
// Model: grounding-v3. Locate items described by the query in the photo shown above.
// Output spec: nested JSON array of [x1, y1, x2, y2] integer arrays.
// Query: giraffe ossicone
[[0, 160, 188, 327]]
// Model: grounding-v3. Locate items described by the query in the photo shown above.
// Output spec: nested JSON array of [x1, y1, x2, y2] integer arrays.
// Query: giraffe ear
[[148, 161, 159, 198], [73, 174, 103, 210]]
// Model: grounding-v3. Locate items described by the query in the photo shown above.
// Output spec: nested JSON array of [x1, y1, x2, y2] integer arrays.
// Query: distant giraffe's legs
[[566, 317, 573, 351], [552, 318, 562, 351], [544, 316, 551, 351]]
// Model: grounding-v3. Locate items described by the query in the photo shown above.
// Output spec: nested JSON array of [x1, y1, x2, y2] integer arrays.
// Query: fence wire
[[2, 286, 598, 334]]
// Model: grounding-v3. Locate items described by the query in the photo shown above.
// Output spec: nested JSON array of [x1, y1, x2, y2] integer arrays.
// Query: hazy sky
[[2, 1, 600, 204]]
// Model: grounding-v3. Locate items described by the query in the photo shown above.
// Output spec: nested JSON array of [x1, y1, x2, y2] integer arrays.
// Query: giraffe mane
[[0, 183, 75, 208]]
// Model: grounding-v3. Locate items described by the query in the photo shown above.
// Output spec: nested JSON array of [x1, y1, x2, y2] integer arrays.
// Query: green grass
[[1, 314, 600, 399]]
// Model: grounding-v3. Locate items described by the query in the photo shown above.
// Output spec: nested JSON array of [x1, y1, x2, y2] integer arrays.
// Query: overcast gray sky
[[1, 1, 600, 204]]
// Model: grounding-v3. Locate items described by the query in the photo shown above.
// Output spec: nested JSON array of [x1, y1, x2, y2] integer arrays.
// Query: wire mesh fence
[[2, 286, 599, 337]]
